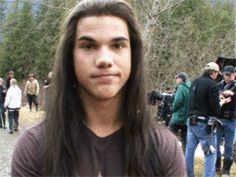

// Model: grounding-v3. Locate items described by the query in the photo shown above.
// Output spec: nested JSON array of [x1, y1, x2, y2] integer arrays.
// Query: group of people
[[0, 71, 22, 133], [0, 71, 41, 133], [169, 62, 236, 177]]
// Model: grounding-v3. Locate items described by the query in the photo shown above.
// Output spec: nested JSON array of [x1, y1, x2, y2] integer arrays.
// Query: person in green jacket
[[169, 72, 191, 152]]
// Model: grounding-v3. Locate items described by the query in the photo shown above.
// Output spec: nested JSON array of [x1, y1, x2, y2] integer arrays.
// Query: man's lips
[[91, 73, 120, 83], [91, 73, 119, 78]]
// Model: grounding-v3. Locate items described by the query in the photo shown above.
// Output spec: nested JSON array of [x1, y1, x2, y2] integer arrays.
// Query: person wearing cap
[[185, 62, 230, 177], [24, 73, 40, 112], [0, 78, 7, 128], [169, 72, 191, 153], [6, 71, 14, 90], [215, 65, 236, 176]]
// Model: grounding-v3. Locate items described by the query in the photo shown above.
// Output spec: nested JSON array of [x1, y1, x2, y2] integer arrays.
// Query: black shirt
[[6, 77, 12, 90], [12, 121, 187, 177], [218, 80, 236, 118], [188, 75, 221, 117], [0, 85, 6, 104]]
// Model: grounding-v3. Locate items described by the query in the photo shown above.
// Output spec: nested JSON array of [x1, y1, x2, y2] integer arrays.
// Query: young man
[[185, 62, 230, 177], [169, 72, 191, 152], [216, 65, 236, 176], [11, 0, 186, 176]]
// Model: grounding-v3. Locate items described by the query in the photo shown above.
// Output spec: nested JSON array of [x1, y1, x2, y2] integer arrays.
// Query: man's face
[[9, 74, 14, 78], [29, 76, 34, 81], [224, 73, 235, 83], [176, 77, 183, 85], [73, 16, 131, 101], [212, 71, 219, 80]]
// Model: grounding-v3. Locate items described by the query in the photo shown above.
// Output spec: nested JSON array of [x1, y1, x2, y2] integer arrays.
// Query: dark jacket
[[170, 80, 191, 125], [188, 75, 221, 117], [218, 80, 236, 119], [0, 85, 6, 104], [6, 77, 11, 90]]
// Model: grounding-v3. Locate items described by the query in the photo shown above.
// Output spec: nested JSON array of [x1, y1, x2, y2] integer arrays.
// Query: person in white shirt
[[4, 78, 22, 134]]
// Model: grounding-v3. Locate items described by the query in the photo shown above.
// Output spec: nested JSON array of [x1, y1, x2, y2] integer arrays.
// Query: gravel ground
[[0, 106, 44, 177], [0, 128, 18, 177]]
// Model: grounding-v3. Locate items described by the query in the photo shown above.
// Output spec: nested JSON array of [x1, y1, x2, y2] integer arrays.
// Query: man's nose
[[95, 47, 113, 68]]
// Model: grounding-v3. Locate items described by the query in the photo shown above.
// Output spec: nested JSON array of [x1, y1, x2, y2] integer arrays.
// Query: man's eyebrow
[[77, 36, 129, 42], [111, 37, 129, 42], [78, 36, 96, 42]]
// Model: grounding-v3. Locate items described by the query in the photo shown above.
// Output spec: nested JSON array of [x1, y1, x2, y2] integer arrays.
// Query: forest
[[0, 0, 235, 90]]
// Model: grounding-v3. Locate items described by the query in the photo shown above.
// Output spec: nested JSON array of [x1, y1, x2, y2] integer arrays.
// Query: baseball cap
[[175, 72, 188, 81], [223, 65, 235, 74], [204, 62, 219, 72]]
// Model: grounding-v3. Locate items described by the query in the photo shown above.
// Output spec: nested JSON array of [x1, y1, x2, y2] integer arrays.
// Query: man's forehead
[[75, 16, 130, 40]]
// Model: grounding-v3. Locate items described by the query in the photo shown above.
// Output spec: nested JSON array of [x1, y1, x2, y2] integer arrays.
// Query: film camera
[[149, 90, 174, 126]]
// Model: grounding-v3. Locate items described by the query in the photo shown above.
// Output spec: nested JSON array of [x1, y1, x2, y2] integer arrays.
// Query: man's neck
[[81, 92, 123, 137], [225, 80, 234, 84], [209, 74, 216, 80]]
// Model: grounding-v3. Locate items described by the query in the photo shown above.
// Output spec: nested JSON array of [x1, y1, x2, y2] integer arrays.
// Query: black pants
[[169, 123, 187, 150], [0, 103, 6, 127], [8, 110, 19, 131], [27, 94, 38, 111]]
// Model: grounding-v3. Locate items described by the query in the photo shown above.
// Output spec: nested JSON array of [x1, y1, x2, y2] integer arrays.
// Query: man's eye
[[80, 44, 96, 49], [112, 43, 125, 49]]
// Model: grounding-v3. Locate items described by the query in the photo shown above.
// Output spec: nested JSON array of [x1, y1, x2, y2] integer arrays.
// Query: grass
[[195, 156, 236, 177], [19, 106, 45, 129]]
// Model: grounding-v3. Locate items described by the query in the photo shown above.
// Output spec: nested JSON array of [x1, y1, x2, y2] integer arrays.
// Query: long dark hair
[[43, 0, 162, 176]]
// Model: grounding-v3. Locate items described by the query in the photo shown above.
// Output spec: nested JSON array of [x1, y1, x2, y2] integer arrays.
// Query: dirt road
[[0, 106, 44, 177]]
